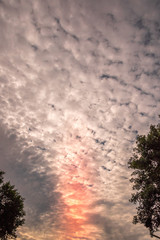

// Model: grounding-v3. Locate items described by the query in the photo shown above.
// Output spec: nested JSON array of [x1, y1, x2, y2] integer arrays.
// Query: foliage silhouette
[[0, 171, 25, 239], [128, 119, 160, 238]]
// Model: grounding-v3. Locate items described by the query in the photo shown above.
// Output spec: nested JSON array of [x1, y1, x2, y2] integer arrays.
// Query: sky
[[0, 0, 160, 239]]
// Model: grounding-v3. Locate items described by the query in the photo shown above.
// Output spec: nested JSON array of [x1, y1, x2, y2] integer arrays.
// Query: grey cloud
[[144, 51, 156, 58], [135, 18, 145, 30], [94, 138, 106, 146], [84, 211, 146, 240], [106, 59, 123, 65], [100, 74, 118, 80], [106, 13, 117, 24], [0, 124, 61, 228], [31, 44, 38, 51], [54, 17, 79, 42], [143, 30, 152, 46], [91, 199, 115, 208]]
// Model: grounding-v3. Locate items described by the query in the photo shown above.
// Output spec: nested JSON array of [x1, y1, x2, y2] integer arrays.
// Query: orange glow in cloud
[[56, 142, 99, 239]]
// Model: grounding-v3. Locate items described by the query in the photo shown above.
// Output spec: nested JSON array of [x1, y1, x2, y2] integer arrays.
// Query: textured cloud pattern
[[0, 0, 160, 239]]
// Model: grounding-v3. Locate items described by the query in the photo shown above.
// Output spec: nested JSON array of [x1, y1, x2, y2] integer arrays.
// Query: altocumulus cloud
[[0, 0, 160, 239]]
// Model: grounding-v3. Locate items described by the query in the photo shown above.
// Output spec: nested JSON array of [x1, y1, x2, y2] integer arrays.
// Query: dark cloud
[[100, 74, 118, 80], [0, 123, 61, 229]]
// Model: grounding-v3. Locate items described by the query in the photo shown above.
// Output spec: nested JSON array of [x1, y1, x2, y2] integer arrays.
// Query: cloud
[[0, 123, 61, 231], [0, 0, 160, 239]]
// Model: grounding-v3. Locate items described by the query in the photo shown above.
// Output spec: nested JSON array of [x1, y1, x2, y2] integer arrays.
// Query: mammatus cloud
[[0, 0, 160, 239]]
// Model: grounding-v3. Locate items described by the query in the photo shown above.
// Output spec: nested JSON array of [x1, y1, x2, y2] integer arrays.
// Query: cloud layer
[[0, 0, 160, 239]]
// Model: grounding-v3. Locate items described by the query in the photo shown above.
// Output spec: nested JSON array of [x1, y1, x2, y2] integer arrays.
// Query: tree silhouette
[[128, 120, 160, 238], [0, 171, 25, 239]]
